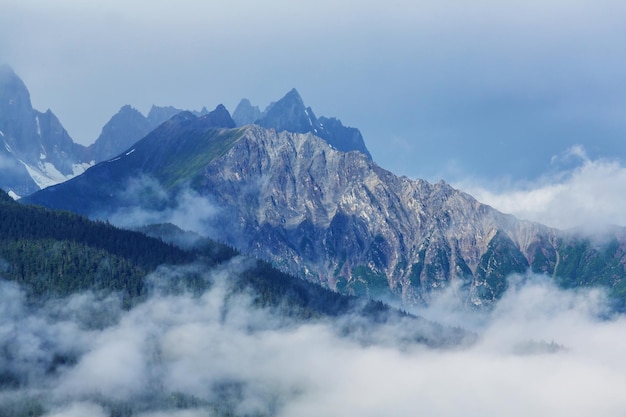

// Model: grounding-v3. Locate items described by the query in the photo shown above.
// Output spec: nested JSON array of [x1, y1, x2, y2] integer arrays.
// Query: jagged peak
[[232, 98, 261, 127], [0, 64, 19, 81], [169, 110, 197, 123], [147, 105, 184, 127], [214, 103, 228, 112], [0, 65, 28, 92], [237, 98, 253, 107], [251, 89, 373, 159], [118, 104, 143, 115], [275, 88, 304, 109], [0, 65, 32, 107], [257, 89, 315, 134], [197, 104, 236, 129], [148, 104, 177, 114], [284, 87, 302, 101], [261, 88, 305, 115]]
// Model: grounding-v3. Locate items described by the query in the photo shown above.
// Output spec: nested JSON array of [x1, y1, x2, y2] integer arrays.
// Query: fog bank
[[1, 265, 625, 416]]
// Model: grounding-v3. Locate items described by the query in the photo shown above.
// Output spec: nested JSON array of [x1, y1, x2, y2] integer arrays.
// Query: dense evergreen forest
[[0, 190, 194, 302]]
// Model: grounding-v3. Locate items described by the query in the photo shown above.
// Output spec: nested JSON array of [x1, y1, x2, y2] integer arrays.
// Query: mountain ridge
[[7, 66, 626, 307], [25, 121, 626, 307], [1, 67, 374, 197]]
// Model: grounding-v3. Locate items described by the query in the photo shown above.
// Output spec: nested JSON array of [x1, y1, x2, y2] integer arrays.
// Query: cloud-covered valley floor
[[2, 258, 626, 417]]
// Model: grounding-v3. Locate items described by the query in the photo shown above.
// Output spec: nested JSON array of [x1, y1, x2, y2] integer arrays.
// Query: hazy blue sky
[[3, 0, 626, 185]]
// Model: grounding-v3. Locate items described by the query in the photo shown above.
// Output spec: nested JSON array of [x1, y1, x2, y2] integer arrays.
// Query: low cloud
[[2, 263, 626, 416], [456, 145, 626, 230], [43, 402, 108, 417], [105, 175, 220, 236]]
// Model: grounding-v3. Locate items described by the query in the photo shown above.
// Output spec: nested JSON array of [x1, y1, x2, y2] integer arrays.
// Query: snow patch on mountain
[[72, 162, 94, 177], [21, 162, 61, 189], [21, 160, 94, 190]]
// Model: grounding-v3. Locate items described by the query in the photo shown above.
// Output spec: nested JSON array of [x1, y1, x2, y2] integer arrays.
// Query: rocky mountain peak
[[256, 88, 314, 134], [0, 66, 92, 196], [0, 65, 30, 104], [317, 116, 372, 159], [147, 105, 183, 126], [197, 104, 236, 129], [0, 65, 36, 146], [87, 105, 151, 163], [169, 111, 197, 124], [232, 98, 261, 126], [283, 87, 304, 104], [251, 89, 372, 159], [118, 104, 138, 114]]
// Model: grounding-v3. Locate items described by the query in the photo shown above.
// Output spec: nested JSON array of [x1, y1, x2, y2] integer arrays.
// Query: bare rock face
[[196, 126, 559, 306]]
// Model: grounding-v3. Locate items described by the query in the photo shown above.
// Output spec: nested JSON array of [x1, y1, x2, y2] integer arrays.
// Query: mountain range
[[21, 82, 626, 307], [0, 65, 208, 197], [0, 66, 369, 199], [2, 65, 625, 308]]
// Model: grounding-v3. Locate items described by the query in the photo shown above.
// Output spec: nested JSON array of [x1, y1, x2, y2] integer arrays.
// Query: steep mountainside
[[0, 65, 91, 196], [25, 121, 626, 306], [195, 126, 559, 305]]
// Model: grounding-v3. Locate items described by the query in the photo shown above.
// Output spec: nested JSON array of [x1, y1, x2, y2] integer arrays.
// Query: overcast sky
[[3, 0, 626, 185]]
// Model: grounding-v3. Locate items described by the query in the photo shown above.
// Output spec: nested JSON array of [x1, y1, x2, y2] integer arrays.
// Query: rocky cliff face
[[195, 126, 561, 306]]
